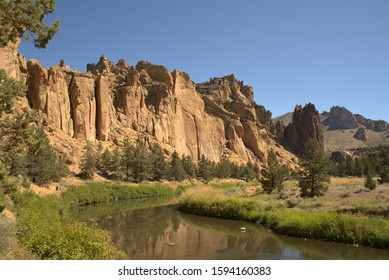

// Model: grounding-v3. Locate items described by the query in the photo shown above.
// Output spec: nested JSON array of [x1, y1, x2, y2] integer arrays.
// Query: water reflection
[[74, 199, 389, 260]]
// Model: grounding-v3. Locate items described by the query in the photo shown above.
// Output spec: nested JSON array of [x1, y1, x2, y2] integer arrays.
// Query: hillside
[[274, 106, 389, 152]]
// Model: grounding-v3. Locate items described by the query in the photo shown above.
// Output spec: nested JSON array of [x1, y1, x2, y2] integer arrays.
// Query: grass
[[62, 181, 177, 206], [13, 191, 126, 260], [177, 179, 389, 249], [8, 181, 182, 259]]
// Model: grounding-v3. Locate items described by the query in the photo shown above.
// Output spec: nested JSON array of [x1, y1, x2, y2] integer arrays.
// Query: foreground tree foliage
[[261, 150, 288, 194], [79, 142, 97, 180], [0, 70, 68, 188], [0, 0, 60, 48], [298, 138, 330, 198]]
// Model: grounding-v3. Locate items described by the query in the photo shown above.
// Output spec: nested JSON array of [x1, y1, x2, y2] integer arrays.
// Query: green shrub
[[13, 192, 126, 260]]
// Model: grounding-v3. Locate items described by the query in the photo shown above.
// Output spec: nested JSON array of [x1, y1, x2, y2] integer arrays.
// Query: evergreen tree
[[0, 70, 26, 114], [79, 142, 97, 180], [150, 144, 168, 181], [99, 148, 112, 178], [0, 162, 16, 195], [25, 128, 68, 185], [242, 160, 255, 182], [261, 150, 288, 193], [110, 147, 123, 180], [121, 138, 135, 181], [131, 142, 151, 183], [378, 166, 389, 185], [215, 158, 233, 179], [198, 154, 212, 183], [345, 156, 354, 176], [353, 158, 364, 177], [182, 155, 197, 179], [253, 162, 261, 181], [0, 0, 60, 48], [169, 151, 186, 181], [298, 138, 330, 198], [364, 171, 377, 190]]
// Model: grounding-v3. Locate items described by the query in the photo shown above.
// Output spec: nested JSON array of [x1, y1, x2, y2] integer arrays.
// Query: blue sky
[[20, 0, 389, 121]]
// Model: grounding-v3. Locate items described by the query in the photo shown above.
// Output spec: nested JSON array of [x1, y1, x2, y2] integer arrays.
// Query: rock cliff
[[283, 103, 324, 156], [23, 56, 295, 166]]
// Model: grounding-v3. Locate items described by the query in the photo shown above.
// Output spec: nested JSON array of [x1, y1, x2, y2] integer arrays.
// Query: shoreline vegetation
[[177, 180, 389, 250], [1, 178, 389, 259], [4, 182, 181, 260]]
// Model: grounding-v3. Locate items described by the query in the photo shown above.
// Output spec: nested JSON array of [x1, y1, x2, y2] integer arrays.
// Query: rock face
[[323, 106, 359, 130], [24, 56, 295, 166], [284, 103, 324, 156], [355, 114, 388, 132], [354, 127, 367, 141], [0, 38, 27, 80]]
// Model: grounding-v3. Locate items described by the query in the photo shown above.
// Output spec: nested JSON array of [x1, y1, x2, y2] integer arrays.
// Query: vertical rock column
[[69, 74, 96, 141], [96, 74, 116, 141]]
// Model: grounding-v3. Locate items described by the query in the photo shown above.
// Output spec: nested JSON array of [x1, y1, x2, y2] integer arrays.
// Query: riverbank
[[7, 182, 181, 260], [177, 180, 389, 249]]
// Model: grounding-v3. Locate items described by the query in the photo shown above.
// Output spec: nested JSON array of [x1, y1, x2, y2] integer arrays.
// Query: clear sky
[[20, 0, 389, 121]]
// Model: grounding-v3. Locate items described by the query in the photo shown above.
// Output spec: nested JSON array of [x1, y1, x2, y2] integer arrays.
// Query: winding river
[[71, 197, 389, 260]]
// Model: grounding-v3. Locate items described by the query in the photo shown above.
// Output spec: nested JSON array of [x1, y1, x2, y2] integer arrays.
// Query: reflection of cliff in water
[[90, 205, 389, 260], [93, 205, 281, 259]]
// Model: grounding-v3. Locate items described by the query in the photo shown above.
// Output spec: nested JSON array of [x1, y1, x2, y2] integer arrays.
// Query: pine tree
[[182, 155, 197, 179], [121, 138, 135, 181], [378, 166, 389, 185], [364, 171, 377, 190], [215, 158, 234, 179], [169, 151, 186, 181], [110, 147, 123, 180], [0, 0, 60, 48], [79, 142, 97, 180], [197, 154, 212, 183], [0, 70, 26, 114], [25, 128, 68, 185], [131, 142, 151, 183], [242, 160, 255, 182], [150, 144, 168, 181], [261, 150, 288, 194], [99, 148, 112, 178], [298, 138, 330, 198]]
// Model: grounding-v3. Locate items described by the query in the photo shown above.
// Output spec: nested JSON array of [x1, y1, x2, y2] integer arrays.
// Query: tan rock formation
[[27, 59, 73, 136], [0, 38, 27, 80], [69, 73, 96, 141], [24, 55, 297, 167], [96, 74, 116, 140]]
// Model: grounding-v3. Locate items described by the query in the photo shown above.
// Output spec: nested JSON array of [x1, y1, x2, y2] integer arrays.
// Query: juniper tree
[[25, 128, 68, 185], [169, 151, 186, 181], [298, 138, 330, 198], [79, 142, 97, 180], [261, 150, 288, 194], [0, 0, 60, 48], [150, 144, 168, 181], [364, 171, 376, 190], [198, 154, 212, 183], [182, 155, 197, 179], [215, 158, 233, 179], [378, 167, 389, 185], [131, 142, 151, 183]]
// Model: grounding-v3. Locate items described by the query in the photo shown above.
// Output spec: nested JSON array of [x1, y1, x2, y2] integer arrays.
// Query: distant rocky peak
[[284, 103, 324, 156], [322, 106, 359, 130]]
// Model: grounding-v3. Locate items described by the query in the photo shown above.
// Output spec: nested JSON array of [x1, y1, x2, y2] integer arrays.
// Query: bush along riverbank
[[13, 191, 126, 259], [62, 182, 178, 206], [177, 195, 389, 249], [12, 182, 180, 259]]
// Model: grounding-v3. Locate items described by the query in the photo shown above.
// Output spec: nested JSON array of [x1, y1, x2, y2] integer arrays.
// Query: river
[[71, 197, 389, 260]]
